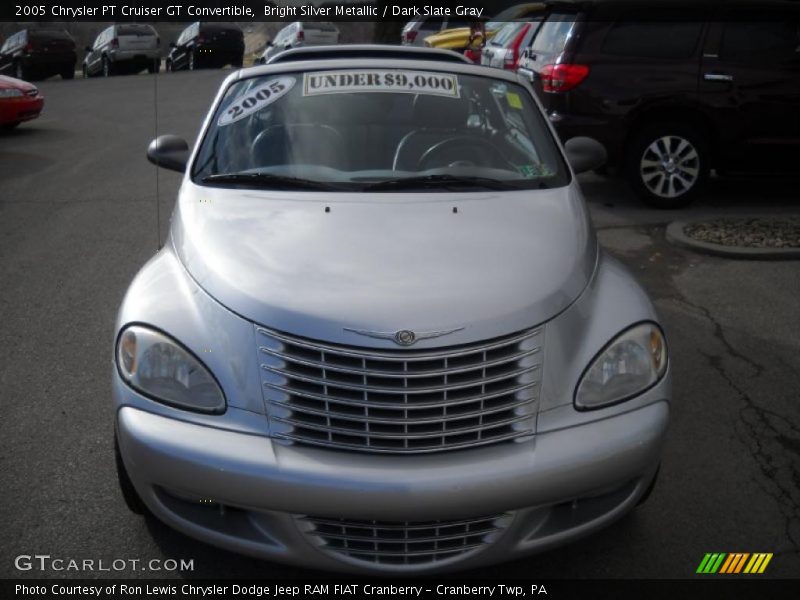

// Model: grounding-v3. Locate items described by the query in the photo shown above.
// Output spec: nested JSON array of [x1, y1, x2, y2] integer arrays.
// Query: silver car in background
[[83, 24, 160, 77], [260, 22, 340, 64], [115, 49, 670, 574]]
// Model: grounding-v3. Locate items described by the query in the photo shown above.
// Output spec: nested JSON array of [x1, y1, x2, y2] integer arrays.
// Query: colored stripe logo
[[696, 553, 773, 574]]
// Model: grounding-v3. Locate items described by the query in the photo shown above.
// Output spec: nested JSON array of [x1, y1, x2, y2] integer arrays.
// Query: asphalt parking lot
[[1, 71, 798, 579]]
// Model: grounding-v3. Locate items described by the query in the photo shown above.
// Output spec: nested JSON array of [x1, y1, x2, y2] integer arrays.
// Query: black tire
[[82, 65, 89, 78], [114, 433, 147, 515], [102, 57, 111, 77], [1, 122, 21, 130], [636, 465, 660, 507], [188, 51, 195, 71], [625, 121, 709, 209], [147, 58, 159, 74], [61, 67, 74, 80], [165, 59, 172, 72]]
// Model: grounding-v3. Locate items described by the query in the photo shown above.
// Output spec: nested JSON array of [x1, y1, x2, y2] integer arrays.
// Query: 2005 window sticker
[[217, 77, 296, 127], [303, 70, 461, 98]]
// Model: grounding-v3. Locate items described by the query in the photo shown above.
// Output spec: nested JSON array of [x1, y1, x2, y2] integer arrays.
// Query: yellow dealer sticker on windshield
[[506, 92, 524, 110], [303, 70, 460, 98]]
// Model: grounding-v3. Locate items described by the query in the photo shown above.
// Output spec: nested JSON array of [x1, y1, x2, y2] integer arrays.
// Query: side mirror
[[85, 46, 93, 53], [147, 135, 189, 173], [564, 136, 607, 175], [267, 41, 275, 47], [169, 42, 176, 48]]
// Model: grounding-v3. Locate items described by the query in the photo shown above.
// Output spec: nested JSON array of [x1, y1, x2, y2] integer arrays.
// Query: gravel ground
[[684, 217, 800, 248]]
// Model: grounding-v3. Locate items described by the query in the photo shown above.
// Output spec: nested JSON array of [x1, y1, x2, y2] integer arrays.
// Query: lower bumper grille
[[257, 326, 543, 454], [301, 514, 511, 566]]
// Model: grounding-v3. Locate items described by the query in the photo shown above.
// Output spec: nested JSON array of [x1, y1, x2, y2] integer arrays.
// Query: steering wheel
[[416, 137, 513, 171]]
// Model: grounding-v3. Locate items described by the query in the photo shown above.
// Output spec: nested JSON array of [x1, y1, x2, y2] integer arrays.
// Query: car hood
[[171, 182, 597, 347], [0, 75, 35, 91]]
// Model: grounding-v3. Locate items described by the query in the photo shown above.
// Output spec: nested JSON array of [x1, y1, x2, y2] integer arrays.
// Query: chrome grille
[[257, 326, 542, 454], [300, 513, 511, 566]]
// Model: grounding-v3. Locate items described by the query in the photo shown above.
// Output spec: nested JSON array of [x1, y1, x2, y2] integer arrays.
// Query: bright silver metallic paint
[[114, 58, 670, 573]]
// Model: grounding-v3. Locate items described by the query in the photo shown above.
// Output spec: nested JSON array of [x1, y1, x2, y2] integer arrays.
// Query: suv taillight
[[25, 42, 34, 53], [110, 38, 119, 49], [540, 64, 590, 93], [403, 30, 418, 44], [296, 30, 305, 42]]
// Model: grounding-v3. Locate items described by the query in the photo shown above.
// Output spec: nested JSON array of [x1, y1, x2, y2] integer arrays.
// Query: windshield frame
[[188, 59, 571, 193]]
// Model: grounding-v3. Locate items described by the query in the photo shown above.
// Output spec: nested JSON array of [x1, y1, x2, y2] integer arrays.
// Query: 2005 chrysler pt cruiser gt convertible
[[113, 48, 670, 574]]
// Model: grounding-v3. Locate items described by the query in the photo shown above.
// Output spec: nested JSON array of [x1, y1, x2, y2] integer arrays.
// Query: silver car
[[115, 49, 670, 574], [260, 22, 341, 64]]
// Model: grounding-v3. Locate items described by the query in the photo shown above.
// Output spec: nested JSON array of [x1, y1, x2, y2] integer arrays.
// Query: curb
[[666, 221, 800, 260]]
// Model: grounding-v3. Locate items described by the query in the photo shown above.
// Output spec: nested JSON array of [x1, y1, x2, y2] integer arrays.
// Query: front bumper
[[0, 96, 44, 125], [117, 386, 668, 573]]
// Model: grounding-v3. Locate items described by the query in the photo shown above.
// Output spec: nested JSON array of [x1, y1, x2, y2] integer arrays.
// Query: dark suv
[[166, 22, 244, 72], [0, 29, 76, 81], [518, 1, 800, 207]]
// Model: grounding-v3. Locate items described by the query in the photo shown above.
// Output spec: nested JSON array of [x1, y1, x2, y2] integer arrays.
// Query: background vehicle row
[[0, 22, 246, 80]]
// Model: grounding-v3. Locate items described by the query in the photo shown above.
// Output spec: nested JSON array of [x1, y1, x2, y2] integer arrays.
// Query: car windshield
[[192, 68, 568, 191], [306, 22, 338, 32], [118, 25, 154, 36]]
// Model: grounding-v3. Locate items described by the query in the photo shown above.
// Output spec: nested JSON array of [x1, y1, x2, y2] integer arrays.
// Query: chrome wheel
[[639, 135, 700, 199]]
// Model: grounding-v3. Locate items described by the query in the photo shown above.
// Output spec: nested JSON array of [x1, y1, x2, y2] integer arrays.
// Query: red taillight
[[110, 38, 119, 49], [197, 34, 205, 44], [296, 30, 305, 42], [403, 30, 418, 44], [25, 42, 34, 53], [539, 63, 590, 93]]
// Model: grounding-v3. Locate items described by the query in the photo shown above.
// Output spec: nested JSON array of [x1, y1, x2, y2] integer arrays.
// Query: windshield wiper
[[363, 174, 520, 192], [202, 173, 345, 191]]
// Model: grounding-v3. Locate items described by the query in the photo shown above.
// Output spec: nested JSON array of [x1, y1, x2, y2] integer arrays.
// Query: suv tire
[[102, 57, 111, 77], [625, 122, 708, 209]]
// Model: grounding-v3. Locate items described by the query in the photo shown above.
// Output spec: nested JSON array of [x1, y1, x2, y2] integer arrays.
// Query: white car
[[117, 48, 670, 574], [83, 24, 160, 77], [259, 22, 340, 64]]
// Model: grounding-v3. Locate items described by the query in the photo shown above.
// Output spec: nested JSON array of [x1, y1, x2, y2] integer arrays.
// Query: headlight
[[575, 322, 667, 410], [0, 89, 24, 98], [116, 325, 225, 413]]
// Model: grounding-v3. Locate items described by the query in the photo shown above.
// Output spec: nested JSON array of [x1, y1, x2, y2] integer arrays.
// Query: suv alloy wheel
[[626, 122, 709, 209]]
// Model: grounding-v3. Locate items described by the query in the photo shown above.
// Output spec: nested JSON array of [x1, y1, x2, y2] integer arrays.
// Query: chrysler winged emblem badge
[[344, 327, 464, 347]]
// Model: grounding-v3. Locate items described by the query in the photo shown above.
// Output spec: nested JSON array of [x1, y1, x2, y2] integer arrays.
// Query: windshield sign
[[193, 69, 568, 192], [303, 70, 460, 98]]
